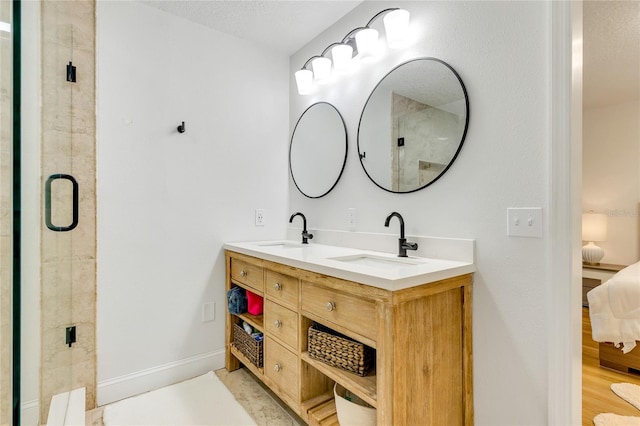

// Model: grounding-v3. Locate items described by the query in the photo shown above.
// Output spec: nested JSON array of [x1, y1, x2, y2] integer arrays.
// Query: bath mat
[[594, 413, 640, 426], [612, 383, 640, 411], [102, 371, 256, 425]]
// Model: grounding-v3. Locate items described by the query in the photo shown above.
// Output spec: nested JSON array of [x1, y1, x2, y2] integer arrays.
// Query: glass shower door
[[32, 1, 97, 423], [1, 1, 97, 424], [0, 0, 15, 424]]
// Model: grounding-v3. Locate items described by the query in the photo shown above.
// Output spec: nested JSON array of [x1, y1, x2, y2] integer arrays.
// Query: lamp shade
[[311, 56, 332, 84], [582, 213, 607, 242], [383, 9, 410, 48], [331, 44, 353, 74], [294, 69, 313, 95], [355, 28, 378, 62]]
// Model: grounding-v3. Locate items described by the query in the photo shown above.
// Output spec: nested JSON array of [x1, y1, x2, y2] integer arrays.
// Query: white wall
[[583, 100, 640, 265], [290, 2, 550, 425], [96, 1, 289, 404]]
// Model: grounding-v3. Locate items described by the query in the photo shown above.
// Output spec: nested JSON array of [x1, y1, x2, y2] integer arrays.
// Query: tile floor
[[85, 368, 301, 426]]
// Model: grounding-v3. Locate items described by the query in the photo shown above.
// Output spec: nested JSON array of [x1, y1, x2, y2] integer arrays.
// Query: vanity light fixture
[[311, 56, 332, 84], [355, 27, 379, 61], [294, 69, 314, 95], [294, 8, 411, 95], [383, 9, 411, 48], [331, 44, 353, 74]]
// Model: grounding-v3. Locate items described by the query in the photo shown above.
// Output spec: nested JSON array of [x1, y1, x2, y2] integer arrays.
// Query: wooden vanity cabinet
[[225, 250, 473, 426]]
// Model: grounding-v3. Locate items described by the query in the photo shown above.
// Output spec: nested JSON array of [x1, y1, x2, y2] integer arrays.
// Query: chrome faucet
[[384, 212, 418, 257], [289, 212, 313, 244]]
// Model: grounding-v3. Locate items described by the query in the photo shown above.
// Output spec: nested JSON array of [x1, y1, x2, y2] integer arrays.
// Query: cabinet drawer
[[301, 281, 376, 341], [231, 258, 264, 292], [265, 270, 299, 309], [265, 337, 299, 401], [265, 300, 298, 350]]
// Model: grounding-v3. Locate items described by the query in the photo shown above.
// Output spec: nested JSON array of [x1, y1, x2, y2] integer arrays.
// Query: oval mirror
[[357, 58, 469, 193], [290, 102, 348, 198]]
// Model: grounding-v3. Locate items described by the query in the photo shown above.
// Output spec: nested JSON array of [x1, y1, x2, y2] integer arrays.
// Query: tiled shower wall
[[39, 0, 97, 422], [0, 0, 13, 422]]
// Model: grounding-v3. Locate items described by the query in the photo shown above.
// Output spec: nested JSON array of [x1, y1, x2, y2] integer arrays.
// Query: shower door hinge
[[66, 61, 77, 83], [66, 326, 77, 347]]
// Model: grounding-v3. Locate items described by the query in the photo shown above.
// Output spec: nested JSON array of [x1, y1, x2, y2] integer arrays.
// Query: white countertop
[[224, 240, 475, 291]]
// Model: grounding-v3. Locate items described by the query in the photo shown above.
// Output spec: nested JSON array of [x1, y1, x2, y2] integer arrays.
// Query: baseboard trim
[[97, 350, 225, 406], [21, 398, 39, 426]]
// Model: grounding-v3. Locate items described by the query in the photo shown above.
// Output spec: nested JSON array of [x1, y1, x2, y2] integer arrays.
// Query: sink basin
[[329, 254, 427, 270], [255, 241, 304, 249]]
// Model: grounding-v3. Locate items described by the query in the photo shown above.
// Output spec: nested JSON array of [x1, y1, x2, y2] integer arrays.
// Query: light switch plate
[[507, 207, 543, 238]]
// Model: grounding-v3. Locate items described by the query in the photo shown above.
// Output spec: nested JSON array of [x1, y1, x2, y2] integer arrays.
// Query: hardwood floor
[[583, 307, 640, 425]]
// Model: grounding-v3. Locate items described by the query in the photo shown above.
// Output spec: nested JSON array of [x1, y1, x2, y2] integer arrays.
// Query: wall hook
[[177, 121, 185, 133]]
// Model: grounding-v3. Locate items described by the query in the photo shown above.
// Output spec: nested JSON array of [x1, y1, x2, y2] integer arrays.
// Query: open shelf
[[305, 393, 339, 426], [231, 279, 264, 297], [301, 352, 377, 408], [234, 311, 264, 332], [230, 343, 264, 376]]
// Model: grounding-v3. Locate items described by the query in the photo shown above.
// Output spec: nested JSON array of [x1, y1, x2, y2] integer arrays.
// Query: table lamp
[[582, 212, 607, 265]]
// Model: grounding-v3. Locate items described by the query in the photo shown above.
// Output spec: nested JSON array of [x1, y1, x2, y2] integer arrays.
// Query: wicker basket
[[232, 322, 263, 368], [308, 324, 373, 376]]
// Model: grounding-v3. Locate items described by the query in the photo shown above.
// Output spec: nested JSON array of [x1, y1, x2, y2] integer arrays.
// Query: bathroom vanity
[[224, 241, 474, 425]]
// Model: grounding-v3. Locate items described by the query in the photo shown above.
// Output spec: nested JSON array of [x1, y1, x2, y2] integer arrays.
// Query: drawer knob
[[240, 270, 247, 277], [274, 320, 282, 328], [274, 282, 282, 291], [326, 301, 336, 312], [274, 363, 282, 372]]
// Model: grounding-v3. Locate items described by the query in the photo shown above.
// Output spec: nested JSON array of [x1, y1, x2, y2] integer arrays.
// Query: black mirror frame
[[289, 102, 348, 199], [357, 57, 470, 194]]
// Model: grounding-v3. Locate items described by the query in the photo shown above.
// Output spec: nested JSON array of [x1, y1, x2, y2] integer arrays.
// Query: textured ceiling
[[141, 1, 638, 108], [141, 0, 363, 55], [584, 1, 640, 108]]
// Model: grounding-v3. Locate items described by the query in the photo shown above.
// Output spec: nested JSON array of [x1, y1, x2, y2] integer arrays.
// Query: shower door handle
[[45, 174, 79, 232]]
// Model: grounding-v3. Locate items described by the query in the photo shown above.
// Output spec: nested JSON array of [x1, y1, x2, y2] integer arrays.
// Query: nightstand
[[582, 263, 628, 307]]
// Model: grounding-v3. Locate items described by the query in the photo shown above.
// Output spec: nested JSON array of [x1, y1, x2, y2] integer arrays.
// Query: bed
[[587, 261, 640, 374]]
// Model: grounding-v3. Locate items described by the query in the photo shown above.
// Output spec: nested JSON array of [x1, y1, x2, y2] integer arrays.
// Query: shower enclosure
[[1, 2, 16, 423], [1, 1, 97, 424]]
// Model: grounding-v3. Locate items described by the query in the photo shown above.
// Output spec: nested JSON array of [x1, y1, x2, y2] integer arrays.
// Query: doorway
[[581, 1, 640, 424]]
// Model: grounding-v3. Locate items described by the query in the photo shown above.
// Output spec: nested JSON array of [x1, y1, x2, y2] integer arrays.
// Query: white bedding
[[588, 261, 640, 353]]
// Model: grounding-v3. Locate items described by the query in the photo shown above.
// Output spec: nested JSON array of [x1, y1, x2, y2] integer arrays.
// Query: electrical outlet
[[347, 208, 357, 231], [202, 302, 215, 322], [255, 209, 265, 226]]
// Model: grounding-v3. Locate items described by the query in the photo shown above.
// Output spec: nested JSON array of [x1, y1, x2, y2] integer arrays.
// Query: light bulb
[[331, 44, 353, 74], [384, 9, 410, 48], [355, 28, 379, 62], [294, 69, 313, 95], [311, 57, 332, 84]]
